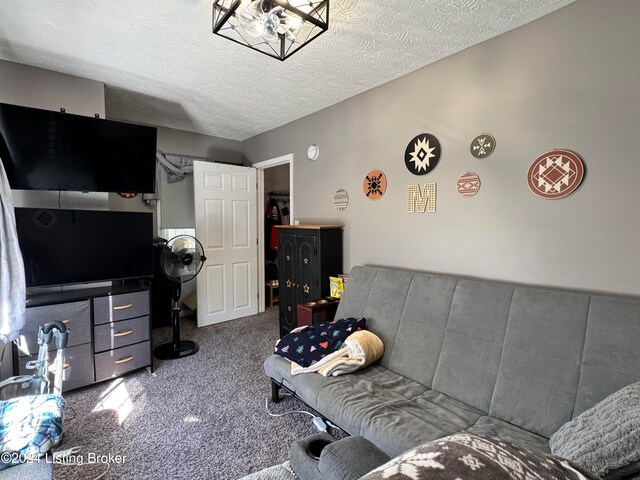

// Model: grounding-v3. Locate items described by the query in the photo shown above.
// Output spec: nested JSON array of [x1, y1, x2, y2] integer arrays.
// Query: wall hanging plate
[[457, 172, 481, 197], [405, 133, 441, 176], [470, 133, 496, 158], [333, 189, 349, 211], [117, 192, 138, 198], [527, 149, 585, 199], [363, 169, 387, 200]]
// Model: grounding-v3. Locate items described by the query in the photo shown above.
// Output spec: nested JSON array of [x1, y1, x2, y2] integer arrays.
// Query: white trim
[[254, 153, 293, 314], [256, 168, 265, 313], [253, 154, 293, 169]]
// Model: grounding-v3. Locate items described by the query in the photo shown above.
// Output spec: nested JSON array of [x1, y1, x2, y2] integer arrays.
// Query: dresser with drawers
[[15, 284, 153, 392]]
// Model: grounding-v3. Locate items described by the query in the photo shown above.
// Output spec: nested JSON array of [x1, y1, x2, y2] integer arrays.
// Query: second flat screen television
[[16, 208, 154, 288], [0, 103, 157, 193]]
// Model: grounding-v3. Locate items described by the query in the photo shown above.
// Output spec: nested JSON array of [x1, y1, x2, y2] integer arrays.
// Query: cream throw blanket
[[291, 330, 384, 377]]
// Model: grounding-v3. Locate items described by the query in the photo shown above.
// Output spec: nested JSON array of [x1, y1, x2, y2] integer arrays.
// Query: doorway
[[254, 154, 294, 313]]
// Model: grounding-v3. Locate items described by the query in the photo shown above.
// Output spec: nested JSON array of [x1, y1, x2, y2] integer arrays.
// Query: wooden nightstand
[[297, 298, 340, 327]]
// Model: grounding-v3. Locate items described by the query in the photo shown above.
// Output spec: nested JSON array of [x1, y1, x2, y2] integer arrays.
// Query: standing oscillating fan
[[153, 235, 206, 360]]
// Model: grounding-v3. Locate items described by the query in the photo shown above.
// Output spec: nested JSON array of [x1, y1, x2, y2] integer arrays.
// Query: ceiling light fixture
[[212, 0, 329, 61]]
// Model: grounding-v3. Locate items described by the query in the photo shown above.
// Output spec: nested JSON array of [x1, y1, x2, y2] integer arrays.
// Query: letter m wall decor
[[407, 183, 437, 213]]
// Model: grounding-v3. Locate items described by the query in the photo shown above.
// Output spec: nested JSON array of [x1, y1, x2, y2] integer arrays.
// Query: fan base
[[154, 340, 199, 360]]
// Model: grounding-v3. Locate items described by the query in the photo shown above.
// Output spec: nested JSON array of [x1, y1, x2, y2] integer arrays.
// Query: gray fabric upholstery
[[315, 365, 430, 439], [318, 436, 390, 480], [549, 382, 640, 480], [267, 265, 640, 463], [574, 296, 640, 417], [489, 288, 590, 437], [290, 432, 334, 480], [465, 416, 550, 454], [387, 274, 457, 388], [359, 269, 413, 370], [265, 354, 344, 408], [358, 388, 484, 457], [432, 279, 513, 412]]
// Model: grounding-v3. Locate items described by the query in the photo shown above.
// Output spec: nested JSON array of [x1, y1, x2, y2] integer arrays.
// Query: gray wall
[[157, 126, 242, 229], [243, 0, 640, 296]]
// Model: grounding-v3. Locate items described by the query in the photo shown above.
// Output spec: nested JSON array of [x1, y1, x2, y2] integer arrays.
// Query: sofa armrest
[[319, 436, 391, 480]]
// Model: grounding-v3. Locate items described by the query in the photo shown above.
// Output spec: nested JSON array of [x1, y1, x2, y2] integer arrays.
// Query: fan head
[[161, 235, 206, 283]]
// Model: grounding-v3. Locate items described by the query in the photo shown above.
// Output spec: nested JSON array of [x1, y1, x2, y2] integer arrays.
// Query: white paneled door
[[194, 161, 258, 326]]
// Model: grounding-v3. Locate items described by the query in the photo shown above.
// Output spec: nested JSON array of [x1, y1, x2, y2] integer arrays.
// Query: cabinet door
[[296, 235, 318, 304], [278, 233, 297, 332]]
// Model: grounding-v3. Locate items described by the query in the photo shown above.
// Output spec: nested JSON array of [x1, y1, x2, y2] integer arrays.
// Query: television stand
[[15, 283, 153, 392]]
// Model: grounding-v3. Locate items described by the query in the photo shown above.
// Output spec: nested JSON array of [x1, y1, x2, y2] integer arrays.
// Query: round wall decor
[[470, 133, 496, 158], [404, 133, 441, 176], [333, 189, 349, 211], [363, 169, 387, 200], [527, 149, 584, 199], [456, 172, 481, 197]]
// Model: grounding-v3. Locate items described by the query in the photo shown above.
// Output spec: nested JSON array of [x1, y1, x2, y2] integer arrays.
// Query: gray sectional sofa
[[265, 265, 640, 458]]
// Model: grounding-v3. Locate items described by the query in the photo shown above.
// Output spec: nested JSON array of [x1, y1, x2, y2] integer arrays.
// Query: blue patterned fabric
[[0, 394, 65, 470], [275, 318, 366, 367]]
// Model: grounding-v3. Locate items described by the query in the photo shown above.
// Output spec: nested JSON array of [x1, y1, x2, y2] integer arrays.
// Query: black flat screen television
[[0, 103, 157, 193], [16, 208, 154, 287]]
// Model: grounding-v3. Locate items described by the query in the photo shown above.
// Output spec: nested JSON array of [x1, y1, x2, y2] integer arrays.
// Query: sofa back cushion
[[488, 288, 590, 437], [431, 279, 513, 413], [574, 296, 640, 417], [335, 266, 640, 438]]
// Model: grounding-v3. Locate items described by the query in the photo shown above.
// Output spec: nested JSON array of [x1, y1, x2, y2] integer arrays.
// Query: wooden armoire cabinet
[[276, 226, 343, 337]]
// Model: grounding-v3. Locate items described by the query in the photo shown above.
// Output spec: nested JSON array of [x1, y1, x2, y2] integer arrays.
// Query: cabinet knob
[[61, 319, 70, 324]]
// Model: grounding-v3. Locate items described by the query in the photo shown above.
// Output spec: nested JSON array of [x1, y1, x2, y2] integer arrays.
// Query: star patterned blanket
[[290, 329, 384, 377], [274, 318, 366, 368], [361, 433, 599, 480]]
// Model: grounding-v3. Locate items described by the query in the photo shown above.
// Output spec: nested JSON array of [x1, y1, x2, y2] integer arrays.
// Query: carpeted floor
[[53, 307, 331, 480]]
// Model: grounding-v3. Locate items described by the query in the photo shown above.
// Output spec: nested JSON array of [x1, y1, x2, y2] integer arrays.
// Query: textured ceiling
[[0, 0, 575, 141]]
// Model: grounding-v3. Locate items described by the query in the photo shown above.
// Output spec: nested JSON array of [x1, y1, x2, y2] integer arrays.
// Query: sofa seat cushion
[[464, 416, 550, 454], [356, 389, 485, 457], [264, 354, 344, 409], [314, 365, 430, 438]]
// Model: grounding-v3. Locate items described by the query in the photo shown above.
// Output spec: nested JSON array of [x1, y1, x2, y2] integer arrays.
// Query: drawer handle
[[114, 356, 134, 365], [113, 330, 133, 337], [113, 304, 133, 311], [62, 320, 70, 324], [63, 363, 70, 370]]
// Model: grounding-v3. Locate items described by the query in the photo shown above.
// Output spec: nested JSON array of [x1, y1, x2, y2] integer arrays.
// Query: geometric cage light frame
[[212, 0, 329, 61]]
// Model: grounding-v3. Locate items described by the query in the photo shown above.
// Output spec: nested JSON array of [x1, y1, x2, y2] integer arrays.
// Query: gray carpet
[[53, 307, 334, 480]]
